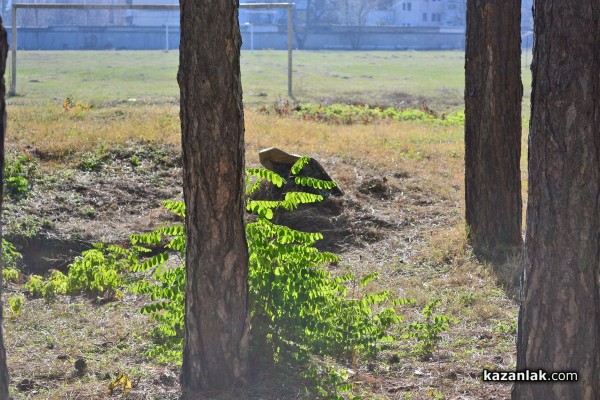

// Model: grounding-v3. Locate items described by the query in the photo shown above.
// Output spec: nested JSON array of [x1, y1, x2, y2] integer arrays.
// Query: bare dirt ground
[[3, 140, 515, 399]]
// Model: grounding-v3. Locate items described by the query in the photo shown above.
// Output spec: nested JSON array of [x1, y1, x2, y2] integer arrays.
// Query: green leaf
[[290, 156, 310, 175]]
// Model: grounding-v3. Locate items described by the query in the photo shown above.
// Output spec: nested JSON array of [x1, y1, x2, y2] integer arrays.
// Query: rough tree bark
[[178, 0, 249, 395], [0, 16, 9, 400], [513, 1, 600, 399], [464, 0, 523, 260]]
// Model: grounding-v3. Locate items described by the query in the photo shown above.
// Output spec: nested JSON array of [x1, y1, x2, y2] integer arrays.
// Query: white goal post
[[9, 2, 295, 97]]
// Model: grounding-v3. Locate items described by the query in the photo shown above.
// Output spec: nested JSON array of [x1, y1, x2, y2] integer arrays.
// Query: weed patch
[[275, 103, 465, 126], [4, 153, 36, 199]]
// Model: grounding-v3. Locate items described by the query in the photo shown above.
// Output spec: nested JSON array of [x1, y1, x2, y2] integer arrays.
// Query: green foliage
[[4, 153, 36, 199], [1, 240, 21, 288], [25, 270, 68, 303], [305, 364, 358, 400], [79, 147, 106, 171], [83, 205, 96, 218], [246, 168, 285, 189], [24, 243, 125, 303], [56, 155, 411, 396], [494, 318, 517, 336], [25, 274, 46, 298], [2, 238, 22, 271], [129, 154, 141, 168], [2, 267, 19, 283], [65, 246, 124, 299], [248, 216, 409, 361], [404, 299, 454, 358], [128, 158, 408, 371], [8, 295, 24, 317], [294, 103, 465, 126], [290, 156, 311, 175], [295, 176, 338, 191]]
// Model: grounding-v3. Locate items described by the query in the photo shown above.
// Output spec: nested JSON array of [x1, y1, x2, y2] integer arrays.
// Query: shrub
[[293, 103, 465, 126], [65, 245, 124, 299], [8, 295, 24, 317], [403, 299, 454, 358], [49, 155, 413, 395], [2, 239, 21, 268], [2, 238, 22, 283], [4, 153, 36, 199], [124, 158, 411, 373]]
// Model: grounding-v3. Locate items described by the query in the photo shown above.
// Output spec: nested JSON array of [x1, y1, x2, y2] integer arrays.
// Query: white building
[[392, 0, 464, 27], [128, 0, 178, 26]]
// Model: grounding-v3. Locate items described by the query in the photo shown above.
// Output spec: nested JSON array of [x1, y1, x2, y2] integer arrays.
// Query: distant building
[[10, 0, 183, 27], [8, 0, 533, 30], [13, 0, 128, 27], [5, 0, 533, 51], [127, 0, 178, 27], [390, 0, 465, 27]]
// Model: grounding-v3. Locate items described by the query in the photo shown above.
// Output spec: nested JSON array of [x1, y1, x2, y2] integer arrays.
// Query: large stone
[[258, 147, 343, 197]]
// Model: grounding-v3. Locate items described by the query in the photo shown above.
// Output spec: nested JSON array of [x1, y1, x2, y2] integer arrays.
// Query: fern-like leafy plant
[[403, 298, 454, 358], [37, 155, 411, 394]]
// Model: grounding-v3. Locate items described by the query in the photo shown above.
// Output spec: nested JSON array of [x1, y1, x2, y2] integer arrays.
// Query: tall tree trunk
[[513, 1, 600, 399], [464, 0, 523, 261], [178, 0, 249, 395], [0, 16, 9, 400]]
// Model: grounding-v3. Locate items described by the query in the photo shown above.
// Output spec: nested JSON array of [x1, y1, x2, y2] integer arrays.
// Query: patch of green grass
[[9, 50, 533, 112]]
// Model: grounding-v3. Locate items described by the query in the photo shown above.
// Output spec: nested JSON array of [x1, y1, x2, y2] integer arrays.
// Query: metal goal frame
[[9, 2, 295, 97]]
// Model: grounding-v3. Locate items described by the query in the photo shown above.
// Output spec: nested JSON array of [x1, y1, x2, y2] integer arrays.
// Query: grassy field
[[10, 50, 532, 113], [2, 50, 523, 399]]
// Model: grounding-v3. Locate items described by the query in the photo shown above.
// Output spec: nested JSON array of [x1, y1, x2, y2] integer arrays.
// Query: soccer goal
[[8, 2, 295, 97]]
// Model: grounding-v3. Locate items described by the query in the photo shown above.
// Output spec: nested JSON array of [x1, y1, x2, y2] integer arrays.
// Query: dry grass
[[8, 104, 180, 158]]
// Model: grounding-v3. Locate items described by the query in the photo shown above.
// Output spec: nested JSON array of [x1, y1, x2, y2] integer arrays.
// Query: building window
[[432, 13, 442, 22], [406, 2, 412, 11], [423, 12, 427, 21]]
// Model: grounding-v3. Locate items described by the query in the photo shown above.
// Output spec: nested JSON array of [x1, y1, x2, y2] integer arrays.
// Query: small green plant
[[25, 274, 46, 298], [129, 154, 141, 168], [4, 153, 36, 199], [79, 146, 106, 171], [24, 245, 122, 303], [459, 291, 476, 306], [8, 295, 24, 317], [404, 299, 454, 358], [305, 364, 357, 400], [65, 245, 124, 299], [79, 152, 103, 171], [3, 267, 19, 283], [2, 238, 23, 271], [399, 149, 423, 160], [494, 318, 517, 335], [427, 388, 446, 400], [25, 271, 67, 303], [83, 205, 96, 218], [5, 215, 43, 238]]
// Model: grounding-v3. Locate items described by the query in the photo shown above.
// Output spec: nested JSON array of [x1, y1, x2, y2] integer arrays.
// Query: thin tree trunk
[[178, 0, 249, 395], [513, 1, 600, 399], [464, 0, 523, 261], [0, 16, 10, 399]]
